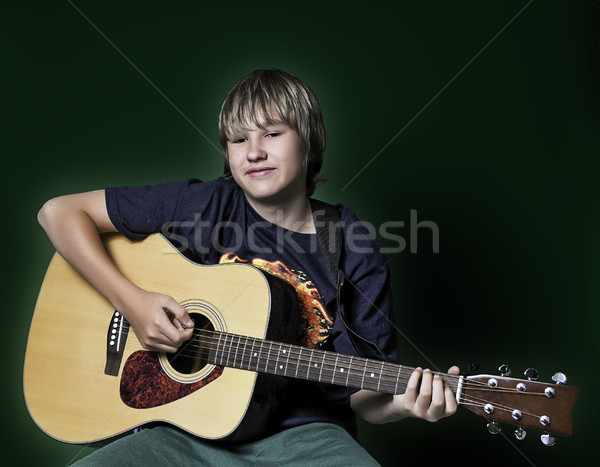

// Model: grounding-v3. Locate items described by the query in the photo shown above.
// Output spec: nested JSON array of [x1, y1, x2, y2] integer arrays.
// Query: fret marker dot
[[371, 373, 375, 377], [279, 365, 284, 369], [282, 349, 287, 354], [253, 352, 258, 357]]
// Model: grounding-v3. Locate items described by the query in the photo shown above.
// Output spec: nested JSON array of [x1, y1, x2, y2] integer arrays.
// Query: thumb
[[163, 297, 194, 330]]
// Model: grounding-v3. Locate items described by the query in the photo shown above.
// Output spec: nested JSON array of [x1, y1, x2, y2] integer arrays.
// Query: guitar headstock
[[460, 366, 579, 446]]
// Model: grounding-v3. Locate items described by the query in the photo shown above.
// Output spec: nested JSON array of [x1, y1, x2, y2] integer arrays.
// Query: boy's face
[[227, 122, 307, 207]]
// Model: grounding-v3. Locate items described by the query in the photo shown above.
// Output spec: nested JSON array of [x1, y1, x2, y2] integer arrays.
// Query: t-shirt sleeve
[[105, 178, 211, 240]]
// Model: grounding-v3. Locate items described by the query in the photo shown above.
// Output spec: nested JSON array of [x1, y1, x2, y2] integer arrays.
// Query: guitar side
[[23, 233, 272, 443]]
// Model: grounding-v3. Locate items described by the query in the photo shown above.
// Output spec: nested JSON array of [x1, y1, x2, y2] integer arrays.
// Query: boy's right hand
[[122, 288, 195, 353]]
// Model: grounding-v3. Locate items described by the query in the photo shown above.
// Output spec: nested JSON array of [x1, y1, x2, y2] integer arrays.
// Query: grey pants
[[71, 422, 380, 466]]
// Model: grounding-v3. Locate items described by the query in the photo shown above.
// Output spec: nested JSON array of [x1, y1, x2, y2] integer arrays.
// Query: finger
[[404, 367, 423, 406], [163, 297, 194, 329], [159, 316, 192, 348], [447, 365, 460, 375], [416, 369, 433, 412], [149, 340, 180, 354], [429, 373, 446, 416]]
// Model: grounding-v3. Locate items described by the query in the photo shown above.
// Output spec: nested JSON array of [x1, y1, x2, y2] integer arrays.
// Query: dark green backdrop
[[3, 1, 598, 465]]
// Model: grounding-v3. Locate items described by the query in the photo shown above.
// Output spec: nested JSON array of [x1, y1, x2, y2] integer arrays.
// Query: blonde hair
[[219, 69, 326, 196]]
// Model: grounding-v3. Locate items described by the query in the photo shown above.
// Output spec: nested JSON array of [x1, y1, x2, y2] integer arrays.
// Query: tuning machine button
[[524, 368, 539, 381], [541, 433, 556, 446], [498, 364, 511, 377], [514, 427, 527, 440], [540, 415, 551, 427], [487, 421, 501, 435], [552, 372, 567, 385]]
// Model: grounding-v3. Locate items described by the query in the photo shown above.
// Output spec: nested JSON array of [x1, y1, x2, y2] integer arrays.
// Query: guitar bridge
[[104, 310, 130, 376]]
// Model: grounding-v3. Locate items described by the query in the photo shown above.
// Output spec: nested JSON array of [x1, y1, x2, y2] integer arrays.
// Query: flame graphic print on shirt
[[219, 253, 333, 348]]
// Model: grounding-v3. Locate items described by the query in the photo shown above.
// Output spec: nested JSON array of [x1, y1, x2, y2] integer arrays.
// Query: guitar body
[[24, 233, 300, 443]]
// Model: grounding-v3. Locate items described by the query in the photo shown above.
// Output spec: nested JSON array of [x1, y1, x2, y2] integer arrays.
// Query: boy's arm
[[38, 190, 194, 353], [350, 366, 460, 424]]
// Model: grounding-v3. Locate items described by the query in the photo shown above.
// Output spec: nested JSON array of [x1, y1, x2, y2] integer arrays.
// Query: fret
[[283, 346, 292, 377], [264, 341, 273, 373], [332, 354, 351, 386], [360, 359, 368, 389], [395, 365, 402, 394], [318, 351, 326, 382], [295, 347, 303, 378], [376, 361, 385, 392], [248, 338, 257, 370], [365, 363, 379, 391], [273, 343, 282, 375], [240, 336, 251, 370], [255, 340, 264, 372], [306, 349, 313, 379], [345, 356, 353, 386], [213, 333, 221, 366], [275, 345, 290, 375], [331, 354, 339, 384], [223, 333, 231, 367], [232, 335, 241, 368]]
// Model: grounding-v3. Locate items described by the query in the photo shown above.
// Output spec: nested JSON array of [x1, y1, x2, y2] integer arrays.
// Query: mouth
[[246, 167, 276, 178]]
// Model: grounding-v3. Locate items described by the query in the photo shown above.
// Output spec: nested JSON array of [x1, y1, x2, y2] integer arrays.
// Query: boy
[[38, 68, 459, 465]]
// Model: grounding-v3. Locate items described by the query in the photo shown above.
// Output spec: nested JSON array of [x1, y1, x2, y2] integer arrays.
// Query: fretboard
[[204, 331, 461, 397]]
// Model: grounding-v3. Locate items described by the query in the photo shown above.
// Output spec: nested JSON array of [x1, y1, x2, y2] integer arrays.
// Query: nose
[[246, 136, 267, 161]]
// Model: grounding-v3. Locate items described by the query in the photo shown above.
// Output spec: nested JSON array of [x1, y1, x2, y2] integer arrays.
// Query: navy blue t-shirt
[[106, 177, 398, 436]]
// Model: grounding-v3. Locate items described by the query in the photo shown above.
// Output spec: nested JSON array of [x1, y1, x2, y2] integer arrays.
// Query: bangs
[[221, 97, 289, 142], [220, 78, 300, 143]]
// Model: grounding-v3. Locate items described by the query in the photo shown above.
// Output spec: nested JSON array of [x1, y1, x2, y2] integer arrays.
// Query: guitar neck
[[202, 331, 462, 398]]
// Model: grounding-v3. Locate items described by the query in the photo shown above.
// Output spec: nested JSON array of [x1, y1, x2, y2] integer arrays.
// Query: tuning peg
[[541, 433, 556, 446], [524, 368, 539, 381], [486, 421, 501, 435], [514, 427, 527, 441], [498, 364, 511, 376], [552, 372, 567, 385]]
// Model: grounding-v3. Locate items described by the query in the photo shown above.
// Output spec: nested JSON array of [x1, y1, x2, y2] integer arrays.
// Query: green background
[[3, 1, 598, 465]]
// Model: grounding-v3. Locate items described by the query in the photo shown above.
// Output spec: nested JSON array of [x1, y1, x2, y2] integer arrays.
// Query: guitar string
[[119, 323, 505, 393], [117, 336, 550, 422], [119, 325, 509, 400], [188, 331, 554, 395], [117, 326, 550, 414], [114, 327, 559, 429], [171, 329, 464, 386]]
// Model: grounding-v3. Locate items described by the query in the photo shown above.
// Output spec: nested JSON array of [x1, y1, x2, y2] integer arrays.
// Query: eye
[[266, 132, 281, 138], [230, 137, 247, 144]]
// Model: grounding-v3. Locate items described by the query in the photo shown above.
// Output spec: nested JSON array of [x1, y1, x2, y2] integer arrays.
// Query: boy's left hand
[[392, 366, 460, 422]]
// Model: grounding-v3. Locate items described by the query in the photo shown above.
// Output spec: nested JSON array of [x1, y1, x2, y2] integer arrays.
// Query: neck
[[246, 195, 315, 234], [203, 330, 464, 399]]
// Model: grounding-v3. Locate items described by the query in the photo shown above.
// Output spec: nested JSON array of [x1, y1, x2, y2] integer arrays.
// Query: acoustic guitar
[[23, 233, 578, 445]]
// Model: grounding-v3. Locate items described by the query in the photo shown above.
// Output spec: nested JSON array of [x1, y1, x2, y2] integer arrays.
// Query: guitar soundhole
[[166, 312, 215, 375]]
